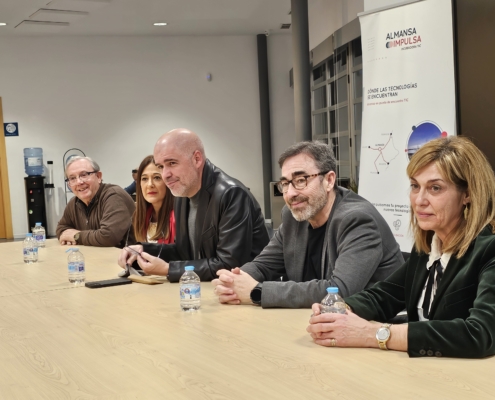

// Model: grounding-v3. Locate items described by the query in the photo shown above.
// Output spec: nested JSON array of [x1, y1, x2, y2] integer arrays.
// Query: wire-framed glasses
[[65, 171, 97, 186]]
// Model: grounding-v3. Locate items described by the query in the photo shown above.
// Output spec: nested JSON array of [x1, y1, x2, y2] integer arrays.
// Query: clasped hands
[[117, 245, 170, 276], [307, 303, 379, 348], [211, 268, 259, 305]]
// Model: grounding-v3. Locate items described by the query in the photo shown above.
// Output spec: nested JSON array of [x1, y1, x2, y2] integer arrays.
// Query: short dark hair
[[278, 141, 337, 174]]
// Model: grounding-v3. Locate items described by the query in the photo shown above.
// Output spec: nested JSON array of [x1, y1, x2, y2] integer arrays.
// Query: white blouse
[[416, 233, 452, 321]]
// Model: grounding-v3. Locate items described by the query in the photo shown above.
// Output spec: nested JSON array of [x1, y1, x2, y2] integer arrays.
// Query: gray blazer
[[241, 187, 404, 308]]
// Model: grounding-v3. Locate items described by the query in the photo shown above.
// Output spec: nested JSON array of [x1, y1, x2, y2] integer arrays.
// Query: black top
[[302, 221, 327, 281]]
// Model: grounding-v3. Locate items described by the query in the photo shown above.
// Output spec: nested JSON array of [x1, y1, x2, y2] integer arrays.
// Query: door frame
[[0, 97, 14, 239]]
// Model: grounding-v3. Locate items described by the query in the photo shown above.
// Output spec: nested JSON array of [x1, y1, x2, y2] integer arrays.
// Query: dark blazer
[[241, 187, 403, 308], [143, 160, 269, 282], [345, 226, 495, 358]]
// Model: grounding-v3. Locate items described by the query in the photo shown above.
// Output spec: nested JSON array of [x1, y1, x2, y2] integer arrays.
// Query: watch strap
[[377, 323, 391, 350], [250, 283, 263, 306]]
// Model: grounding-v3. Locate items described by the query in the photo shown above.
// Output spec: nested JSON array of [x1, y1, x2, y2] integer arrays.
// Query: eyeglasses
[[65, 171, 97, 185], [276, 171, 329, 193]]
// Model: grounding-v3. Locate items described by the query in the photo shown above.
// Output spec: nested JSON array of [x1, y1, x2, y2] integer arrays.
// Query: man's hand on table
[[212, 267, 258, 305], [59, 229, 81, 245]]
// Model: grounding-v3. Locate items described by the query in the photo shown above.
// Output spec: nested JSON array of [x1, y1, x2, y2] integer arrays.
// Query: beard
[[287, 186, 328, 222]]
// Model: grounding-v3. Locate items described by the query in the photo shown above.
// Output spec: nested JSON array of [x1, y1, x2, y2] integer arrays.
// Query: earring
[[464, 204, 469, 220]]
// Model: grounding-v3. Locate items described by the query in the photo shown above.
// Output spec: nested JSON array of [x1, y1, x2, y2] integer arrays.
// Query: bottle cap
[[326, 287, 339, 294], [65, 247, 79, 253], [26, 233, 33, 237], [184, 266, 195, 271], [35, 222, 41, 226]]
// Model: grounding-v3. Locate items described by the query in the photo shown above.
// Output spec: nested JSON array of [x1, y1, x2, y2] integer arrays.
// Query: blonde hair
[[407, 136, 495, 257]]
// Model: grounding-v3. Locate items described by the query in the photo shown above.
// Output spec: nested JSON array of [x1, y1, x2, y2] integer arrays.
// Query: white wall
[[308, 0, 364, 49], [0, 36, 264, 238], [364, 0, 406, 12], [267, 34, 295, 180]]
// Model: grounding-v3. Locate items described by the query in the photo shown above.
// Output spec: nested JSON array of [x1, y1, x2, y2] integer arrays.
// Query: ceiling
[[0, 0, 293, 37]]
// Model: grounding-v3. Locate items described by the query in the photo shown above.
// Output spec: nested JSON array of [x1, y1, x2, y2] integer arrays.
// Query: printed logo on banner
[[385, 27, 422, 50], [406, 121, 448, 160], [4, 123, 19, 137]]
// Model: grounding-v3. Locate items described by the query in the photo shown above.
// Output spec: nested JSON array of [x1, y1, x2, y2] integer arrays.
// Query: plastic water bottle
[[23, 147, 44, 176], [67, 248, 85, 284], [320, 287, 347, 314], [23, 233, 38, 263], [32, 222, 46, 248], [180, 266, 201, 311]]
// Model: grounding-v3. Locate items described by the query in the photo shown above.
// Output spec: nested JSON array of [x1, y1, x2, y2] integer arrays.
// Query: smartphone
[[85, 278, 132, 289]]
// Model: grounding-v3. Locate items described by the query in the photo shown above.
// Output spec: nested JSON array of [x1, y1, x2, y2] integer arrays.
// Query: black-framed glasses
[[65, 171, 97, 185], [276, 171, 329, 193]]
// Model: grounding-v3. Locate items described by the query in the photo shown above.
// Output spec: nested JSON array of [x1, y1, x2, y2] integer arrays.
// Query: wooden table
[[0, 239, 493, 399]]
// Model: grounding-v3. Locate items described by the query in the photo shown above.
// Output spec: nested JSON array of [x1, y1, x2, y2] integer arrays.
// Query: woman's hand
[[117, 245, 143, 269], [137, 252, 169, 276], [307, 303, 379, 348]]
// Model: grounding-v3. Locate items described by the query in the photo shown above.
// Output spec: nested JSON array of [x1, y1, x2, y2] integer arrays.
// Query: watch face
[[377, 328, 390, 341]]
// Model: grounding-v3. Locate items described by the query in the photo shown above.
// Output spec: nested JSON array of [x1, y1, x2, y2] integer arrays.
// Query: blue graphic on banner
[[4, 123, 18, 137]]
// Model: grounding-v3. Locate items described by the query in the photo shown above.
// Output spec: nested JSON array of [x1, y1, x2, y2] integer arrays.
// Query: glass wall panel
[[313, 64, 326, 85], [336, 47, 347, 75], [352, 38, 362, 66], [314, 113, 328, 135], [353, 70, 363, 99], [354, 102, 362, 131], [314, 86, 327, 110], [329, 56, 335, 78], [339, 135, 350, 162], [330, 110, 336, 134], [337, 106, 348, 132], [336, 76, 348, 104]]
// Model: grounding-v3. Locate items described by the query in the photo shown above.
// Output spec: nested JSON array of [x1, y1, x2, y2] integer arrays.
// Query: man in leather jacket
[[118, 128, 269, 282]]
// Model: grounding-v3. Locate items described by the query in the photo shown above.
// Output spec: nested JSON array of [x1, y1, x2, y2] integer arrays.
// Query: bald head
[[153, 128, 206, 198], [155, 128, 205, 159]]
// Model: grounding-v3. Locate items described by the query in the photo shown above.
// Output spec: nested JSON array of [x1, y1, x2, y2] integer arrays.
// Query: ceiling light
[[0, 23, 7, 26], [153, 22, 167, 26]]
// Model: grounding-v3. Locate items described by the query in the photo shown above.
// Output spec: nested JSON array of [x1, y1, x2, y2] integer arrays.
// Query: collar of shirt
[[426, 233, 452, 272], [417, 233, 452, 321]]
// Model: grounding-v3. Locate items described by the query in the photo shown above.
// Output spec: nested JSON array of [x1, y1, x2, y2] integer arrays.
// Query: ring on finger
[[330, 338, 337, 347]]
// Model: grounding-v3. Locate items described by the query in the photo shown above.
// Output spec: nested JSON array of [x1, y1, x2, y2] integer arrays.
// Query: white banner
[[358, 0, 456, 251]]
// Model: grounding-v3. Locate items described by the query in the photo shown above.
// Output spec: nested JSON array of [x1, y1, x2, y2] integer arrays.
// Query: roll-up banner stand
[[358, 0, 456, 251]]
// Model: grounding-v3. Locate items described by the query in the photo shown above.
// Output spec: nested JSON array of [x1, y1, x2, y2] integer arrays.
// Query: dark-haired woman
[[134, 155, 175, 244]]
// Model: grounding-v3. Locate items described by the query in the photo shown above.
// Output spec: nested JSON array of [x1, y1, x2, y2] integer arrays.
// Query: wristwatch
[[376, 323, 391, 350], [250, 283, 263, 306], [74, 232, 80, 244]]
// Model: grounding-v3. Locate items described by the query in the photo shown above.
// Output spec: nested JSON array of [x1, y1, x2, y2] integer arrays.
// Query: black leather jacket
[[142, 160, 269, 282]]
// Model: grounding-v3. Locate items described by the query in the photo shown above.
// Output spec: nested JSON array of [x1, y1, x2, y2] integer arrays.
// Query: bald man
[[118, 128, 270, 282]]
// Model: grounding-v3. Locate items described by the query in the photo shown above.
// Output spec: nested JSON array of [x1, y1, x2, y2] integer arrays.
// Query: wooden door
[[0, 97, 13, 239]]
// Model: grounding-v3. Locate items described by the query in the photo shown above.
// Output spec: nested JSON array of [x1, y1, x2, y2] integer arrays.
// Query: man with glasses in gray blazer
[[212, 141, 403, 308]]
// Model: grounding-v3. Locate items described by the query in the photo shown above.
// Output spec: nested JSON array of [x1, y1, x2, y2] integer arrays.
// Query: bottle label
[[180, 283, 201, 300], [34, 234, 45, 242], [27, 157, 42, 167], [23, 248, 32, 256], [68, 262, 85, 273]]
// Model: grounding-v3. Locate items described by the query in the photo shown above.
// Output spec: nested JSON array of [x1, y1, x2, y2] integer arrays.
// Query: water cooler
[[24, 176, 48, 231], [24, 148, 48, 232]]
